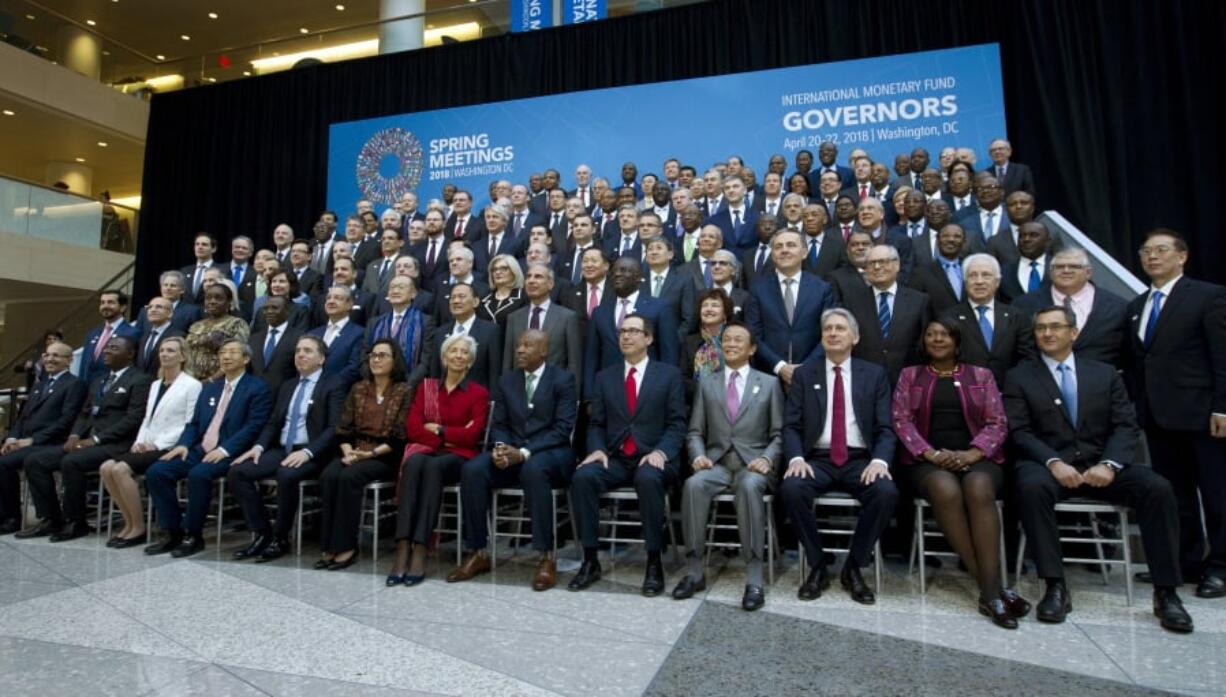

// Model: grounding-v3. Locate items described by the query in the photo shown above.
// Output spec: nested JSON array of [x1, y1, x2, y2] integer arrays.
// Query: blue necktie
[[232, 264, 243, 286], [703, 260, 713, 288], [1028, 260, 1041, 292], [282, 377, 310, 446], [943, 260, 963, 300], [1057, 363, 1078, 424], [808, 239, 818, 267], [983, 211, 996, 238], [976, 305, 993, 348], [878, 291, 891, 338], [1144, 290, 1164, 347], [263, 328, 278, 365]]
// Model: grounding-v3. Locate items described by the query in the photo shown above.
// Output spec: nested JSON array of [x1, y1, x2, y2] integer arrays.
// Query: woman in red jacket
[[893, 317, 1028, 629], [387, 333, 490, 586]]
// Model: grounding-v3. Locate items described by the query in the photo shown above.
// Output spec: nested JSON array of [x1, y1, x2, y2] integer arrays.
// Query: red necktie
[[841, 224, 851, 242], [454, 218, 464, 238], [859, 185, 867, 200], [831, 366, 848, 466], [587, 285, 599, 317], [622, 367, 638, 456]]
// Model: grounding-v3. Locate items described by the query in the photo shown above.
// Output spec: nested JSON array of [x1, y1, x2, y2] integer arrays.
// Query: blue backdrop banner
[[562, 0, 606, 25], [326, 44, 1006, 213], [510, 0, 553, 32]]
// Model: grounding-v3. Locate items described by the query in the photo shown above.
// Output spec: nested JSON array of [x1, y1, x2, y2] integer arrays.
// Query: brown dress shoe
[[532, 558, 557, 591], [446, 553, 491, 583]]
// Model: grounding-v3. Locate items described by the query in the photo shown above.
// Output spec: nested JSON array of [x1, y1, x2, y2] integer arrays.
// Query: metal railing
[[0, 172, 139, 254]]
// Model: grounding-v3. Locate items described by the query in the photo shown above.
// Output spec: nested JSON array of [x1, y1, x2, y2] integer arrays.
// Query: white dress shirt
[[816, 358, 867, 449], [623, 356, 649, 399], [1137, 275, 1181, 342], [1017, 256, 1047, 292]]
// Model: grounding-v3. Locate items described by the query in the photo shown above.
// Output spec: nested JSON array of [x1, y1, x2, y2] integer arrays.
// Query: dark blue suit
[[134, 302, 202, 335], [146, 375, 272, 535], [572, 360, 687, 552], [461, 365, 578, 552], [602, 232, 643, 263], [706, 206, 759, 250], [309, 322, 364, 388], [778, 358, 899, 568], [746, 272, 835, 373], [583, 294, 679, 397], [79, 321, 140, 387], [0, 372, 88, 522], [808, 165, 854, 193]]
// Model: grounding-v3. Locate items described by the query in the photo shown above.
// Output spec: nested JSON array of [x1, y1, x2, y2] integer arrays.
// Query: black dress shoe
[[1135, 570, 1154, 584], [1196, 574, 1226, 599], [313, 557, 333, 570], [1154, 588, 1194, 633], [144, 533, 183, 555], [112, 532, 147, 549], [979, 598, 1019, 629], [840, 564, 875, 605], [327, 554, 358, 571], [567, 560, 602, 591], [49, 522, 91, 543], [798, 565, 830, 601], [105, 536, 122, 548], [742, 584, 765, 611], [255, 538, 289, 563], [1036, 581, 1072, 623], [13, 520, 59, 539], [0, 518, 19, 535], [670, 575, 706, 600], [999, 588, 1032, 619], [170, 534, 204, 558], [233, 534, 272, 560], [642, 559, 665, 597]]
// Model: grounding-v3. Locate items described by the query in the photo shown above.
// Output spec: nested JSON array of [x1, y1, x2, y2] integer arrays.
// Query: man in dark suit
[[800, 203, 844, 281], [444, 190, 484, 243], [808, 141, 854, 192], [432, 245, 490, 325], [584, 256, 679, 397], [144, 340, 272, 558], [1005, 305, 1191, 632], [746, 229, 836, 387], [569, 314, 687, 596], [218, 236, 259, 321], [828, 231, 872, 304], [889, 190, 932, 260], [641, 236, 696, 341], [741, 215, 778, 286], [705, 176, 758, 250], [561, 246, 609, 326], [361, 228, 404, 299], [986, 139, 1036, 196], [779, 308, 898, 604], [228, 335, 345, 562], [406, 209, 450, 293], [838, 155, 875, 202], [709, 250, 751, 322], [135, 296, 185, 374], [312, 257, 376, 328], [907, 224, 971, 316], [452, 331, 579, 590], [504, 263, 584, 387], [555, 214, 598, 287], [134, 271, 201, 333], [79, 290, 141, 389], [846, 244, 932, 386], [0, 342, 88, 533], [855, 197, 915, 284], [985, 191, 1039, 267], [1127, 229, 1226, 598], [472, 204, 519, 280], [248, 296, 303, 398], [308, 286, 365, 388], [943, 165, 978, 216], [286, 239, 325, 298], [423, 282, 501, 391], [1011, 247, 1128, 365], [677, 323, 784, 610], [998, 222, 1054, 304], [956, 176, 1009, 244], [940, 253, 1034, 387], [350, 215, 382, 273], [601, 205, 644, 264], [179, 232, 219, 304], [12, 337, 150, 541]]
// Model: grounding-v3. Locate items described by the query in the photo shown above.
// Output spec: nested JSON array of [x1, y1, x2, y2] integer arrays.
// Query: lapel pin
[[752, 385, 760, 395], [958, 315, 967, 321], [814, 384, 821, 390], [953, 381, 961, 388], [1130, 315, 1138, 322], [307, 399, 314, 406], [117, 387, 127, 394], [1054, 398, 1063, 405], [209, 397, 217, 407]]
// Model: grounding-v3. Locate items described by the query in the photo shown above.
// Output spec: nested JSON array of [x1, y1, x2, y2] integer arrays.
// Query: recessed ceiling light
[[206, 77, 217, 83], [25, 13, 35, 20], [86, 19, 96, 26], [101, 50, 110, 56], [2, 109, 14, 116], [97, 141, 109, 147], [180, 34, 191, 41], [35, 45, 48, 52], [156, 54, 165, 60], [335, 4, 346, 9], [299, 27, 309, 34], [75, 157, 86, 163], [242, 70, 251, 76], [208, 12, 218, 19]]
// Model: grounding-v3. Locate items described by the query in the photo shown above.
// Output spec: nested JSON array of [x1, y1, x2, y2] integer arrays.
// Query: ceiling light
[[424, 22, 481, 46], [75, 157, 86, 163], [206, 77, 217, 83], [35, 45, 48, 52], [2, 109, 14, 116], [299, 27, 309, 34], [156, 54, 165, 60], [335, 4, 346, 9], [208, 12, 218, 19], [86, 19, 96, 26], [97, 141, 109, 147], [242, 70, 251, 76], [181, 34, 191, 41], [140, 74, 184, 90], [25, 14, 35, 20], [250, 38, 379, 72], [101, 50, 110, 56]]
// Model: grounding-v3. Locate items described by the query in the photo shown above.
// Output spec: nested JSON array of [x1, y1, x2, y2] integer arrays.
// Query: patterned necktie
[[878, 291, 891, 338], [977, 305, 994, 347], [984, 211, 996, 238], [1058, 363, 1078, 424], [426, 239, 437, 269], [622, 367, 638, 455], [783, 278, 796, 324], [726, 370, 741, 421], [201, 381, 234, 453], [733, 209, 742, 228], [756, 245, 768, 273], [616, 298, 630, 329], [653, 275, 664, 297], [525, 371, 537, 403], [530, 306, 543, 330], [193, 264, 206, 295], [703, 260, 713, 288], [830, 366, 848, 466], [943, 261, 963, 300], [684, 235, 696, 262]]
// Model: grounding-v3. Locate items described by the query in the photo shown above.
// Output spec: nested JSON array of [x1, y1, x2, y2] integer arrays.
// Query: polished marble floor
[[0, 529, 1222, 696]]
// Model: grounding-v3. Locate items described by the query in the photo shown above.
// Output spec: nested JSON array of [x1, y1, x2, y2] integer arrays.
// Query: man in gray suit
[[674, 322, 783, 611], [503, 262, 583, 386]]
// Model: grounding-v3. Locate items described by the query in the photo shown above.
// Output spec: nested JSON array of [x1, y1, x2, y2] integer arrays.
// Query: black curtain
[[136, 0, 1226, 300]]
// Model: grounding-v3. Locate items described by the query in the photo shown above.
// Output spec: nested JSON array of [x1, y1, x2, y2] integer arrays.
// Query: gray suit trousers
[[681, 465, 774, 561]]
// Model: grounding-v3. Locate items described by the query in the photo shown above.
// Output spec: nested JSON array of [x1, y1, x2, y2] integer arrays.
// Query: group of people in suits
[[5, 145, 1222, 639]]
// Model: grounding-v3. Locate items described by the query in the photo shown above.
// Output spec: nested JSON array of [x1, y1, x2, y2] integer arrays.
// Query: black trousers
[[25, 443, 128, 524], [318, 455, 396, 553], [1015, 459, 1182, 586], [1146, 422, 1226, 575], [394, 452, 465, 545], [460, 447, 574, 552], [778, 453, 899, 568], [228, 447, 323, 538], [0, 446, 59, 521], [570, 453, 677, 553]]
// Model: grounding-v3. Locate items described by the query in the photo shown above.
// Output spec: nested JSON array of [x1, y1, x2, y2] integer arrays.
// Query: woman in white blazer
[[99, 336, 202, 548]]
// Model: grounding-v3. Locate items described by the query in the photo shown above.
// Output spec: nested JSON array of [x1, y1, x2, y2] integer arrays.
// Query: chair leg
[[372, 487, 380, 566], [1119, 508, 1134, 606], [215, 478, 226, 546], [703, 498, 719, 570], [95, 476, 105, 534], [873, 540, 883, 594], [490, 490, 500, 571], [1089, 513, 1110, 586], [1015, 528, 1026, 583], [454, 492, 463, 567], [666, 494, 681, 564], [915, 504, 927, 594], [765, 498, 777, 587]]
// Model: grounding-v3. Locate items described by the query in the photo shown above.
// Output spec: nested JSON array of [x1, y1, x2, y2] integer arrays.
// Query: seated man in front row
[[570, 314, 687, 596], [452, 330, 578, 590], [779, 308, 898, 605], [145, 339, 272, 558], [1003, 306, 1193, 633], [675, 322, 783, 611]]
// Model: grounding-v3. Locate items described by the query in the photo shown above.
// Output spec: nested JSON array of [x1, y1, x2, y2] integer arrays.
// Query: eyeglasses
[[1050, 263, 1086, 272], [865, 259, 898, 268], [1138, 245, 1176, 257], [1034, 323, 1072, 333], [709, 260, 733, 266], [618, 328, 646, 336]]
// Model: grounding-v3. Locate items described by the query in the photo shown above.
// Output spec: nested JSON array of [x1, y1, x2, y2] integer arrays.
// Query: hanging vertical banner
[[511, 0, 554, 33], [562, 0, 606, 25]]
